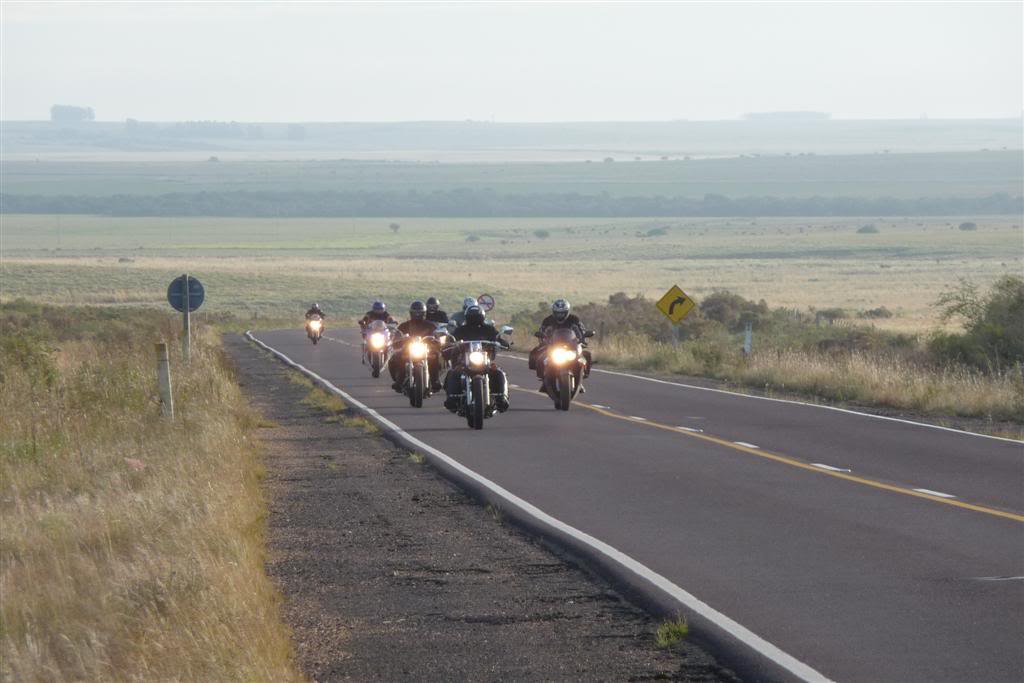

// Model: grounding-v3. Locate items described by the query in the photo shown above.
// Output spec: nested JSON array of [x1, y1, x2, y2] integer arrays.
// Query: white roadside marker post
[[182, 272, 191, 364], [155, 342, 174, 419]]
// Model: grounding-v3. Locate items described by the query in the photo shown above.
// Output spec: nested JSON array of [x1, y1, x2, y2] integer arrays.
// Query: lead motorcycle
[[397, 334, 443, 408], [362, 320, 395, 378], [446, 326, 513, 430], [305, 314, 324, 345], [539, 327, 594, 410]]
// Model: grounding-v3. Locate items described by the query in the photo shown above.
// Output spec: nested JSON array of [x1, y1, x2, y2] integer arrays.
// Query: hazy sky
[[2, 1, 1021, 121]]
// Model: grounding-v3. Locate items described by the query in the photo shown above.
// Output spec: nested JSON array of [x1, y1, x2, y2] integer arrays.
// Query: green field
[[3, 214, 1019, 330], [3, 151, 1021, 199]]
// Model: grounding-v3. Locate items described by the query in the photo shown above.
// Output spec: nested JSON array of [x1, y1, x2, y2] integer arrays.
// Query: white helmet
[[552, 299, 571, 322], [462, 296, 477, 311]]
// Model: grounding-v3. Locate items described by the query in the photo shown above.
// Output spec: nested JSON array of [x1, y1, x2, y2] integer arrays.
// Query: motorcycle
[[447, 326, 513, 430], [305, 314, 324, 344], [539, 327, 594, 410], [362, 320, 395, 378], [398, 334, 441, 408]]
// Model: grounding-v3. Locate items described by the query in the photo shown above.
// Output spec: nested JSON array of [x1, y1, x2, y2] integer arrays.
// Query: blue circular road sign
[[167, 275, 205, 312]]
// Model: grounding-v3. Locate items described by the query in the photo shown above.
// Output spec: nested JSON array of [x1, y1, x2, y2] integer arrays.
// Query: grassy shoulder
[[0, 302, 301, 681]]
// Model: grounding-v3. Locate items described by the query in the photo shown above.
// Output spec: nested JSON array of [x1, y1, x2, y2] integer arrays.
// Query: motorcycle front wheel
[[467, 376, 485, 430]]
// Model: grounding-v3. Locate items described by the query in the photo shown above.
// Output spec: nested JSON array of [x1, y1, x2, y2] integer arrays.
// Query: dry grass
[[0, 305, 302, 682], [595, 334, 1024, 424]]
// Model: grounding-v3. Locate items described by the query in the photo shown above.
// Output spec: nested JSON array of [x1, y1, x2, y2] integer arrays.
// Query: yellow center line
[[509, 386, 1024, 523]]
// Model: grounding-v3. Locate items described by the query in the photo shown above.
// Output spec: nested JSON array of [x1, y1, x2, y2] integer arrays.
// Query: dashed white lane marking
[[913, 488, 957, 499], [812, 463, 852, 473], [973, 576, 1024, 581], [677, 426, 704, 433], [629, 416, 648, 422], [734, 441, 759, 449], [591, 404, 611, 409]]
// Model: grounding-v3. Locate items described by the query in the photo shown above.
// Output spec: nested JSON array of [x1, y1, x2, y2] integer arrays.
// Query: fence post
[[743, 321, 753, 356], [155, 342, 174, 419]]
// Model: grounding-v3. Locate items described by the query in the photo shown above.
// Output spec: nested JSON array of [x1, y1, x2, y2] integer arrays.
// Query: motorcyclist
[[358, 300, 395, 329], [389, 301, 442, 392], [425, 296, 449, 324], [529, 299, 592, 380], [443, 306, 510, 413], [305, 302, 325, 320], [448, 296, 479, 328]]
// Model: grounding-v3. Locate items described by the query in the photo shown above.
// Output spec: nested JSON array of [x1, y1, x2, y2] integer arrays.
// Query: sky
[[2, 1, 1021, 122]]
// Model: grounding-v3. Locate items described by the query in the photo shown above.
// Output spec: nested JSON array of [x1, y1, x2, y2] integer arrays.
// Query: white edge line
[[812, 463, 852, 473], [245, 331, 834, 683], [677, 426, 704, 433], [629, 415, 648, 422], [913, 488, 957, 499], [502, 358, 1021, 445], [734, 441, 760, 449]]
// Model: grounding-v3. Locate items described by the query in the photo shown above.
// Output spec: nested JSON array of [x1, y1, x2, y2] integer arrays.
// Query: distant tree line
[[1, 190, 1019, 217], [50, 105, 95, 122]]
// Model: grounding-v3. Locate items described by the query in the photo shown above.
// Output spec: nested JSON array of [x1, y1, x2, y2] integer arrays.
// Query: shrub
[[958, 221, 977, 231], [857, 224, 879, 234], [930, 275, 1024, 371], [533, 229, 550, 239]]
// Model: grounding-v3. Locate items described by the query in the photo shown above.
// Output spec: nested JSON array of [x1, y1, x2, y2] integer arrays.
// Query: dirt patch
[[224, 334, 737, 682]]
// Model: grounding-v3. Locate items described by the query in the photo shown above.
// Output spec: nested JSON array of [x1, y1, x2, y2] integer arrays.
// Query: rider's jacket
[[425, 309, 449, 324], [397, 319, 437, 338], [305, 308, 324, 319], [359, 310, 394, 327], [538, 313, 585, 340], [451, 322, 509, 359]]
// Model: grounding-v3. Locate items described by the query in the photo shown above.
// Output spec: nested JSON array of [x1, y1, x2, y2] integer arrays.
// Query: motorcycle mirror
[[584, 330, 596, 338], [500, 325, 514, 335], [533, 331, 544, 339]]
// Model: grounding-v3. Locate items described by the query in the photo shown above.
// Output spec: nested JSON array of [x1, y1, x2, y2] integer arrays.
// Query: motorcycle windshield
[[548, 328, 579, 345]]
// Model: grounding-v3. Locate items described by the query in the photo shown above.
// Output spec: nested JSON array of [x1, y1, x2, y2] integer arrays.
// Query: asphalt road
[[251, 328, 1024, 683]]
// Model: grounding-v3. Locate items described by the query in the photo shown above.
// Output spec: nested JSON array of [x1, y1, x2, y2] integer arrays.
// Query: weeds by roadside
[[0, 302, 300, 681]]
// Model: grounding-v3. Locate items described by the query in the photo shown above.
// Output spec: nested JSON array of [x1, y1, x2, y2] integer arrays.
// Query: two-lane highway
[[251, 328, 1024, 682]]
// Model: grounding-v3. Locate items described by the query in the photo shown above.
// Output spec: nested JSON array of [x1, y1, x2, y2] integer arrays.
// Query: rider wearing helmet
[[305, 302, 325, 320], [448, 296, 479, 328], [529, 298, 592, 380], [443, 306, 510, 413], [389, 301, 442, 392], [425, 296, 449, 324], [359, 300, 395, 329]]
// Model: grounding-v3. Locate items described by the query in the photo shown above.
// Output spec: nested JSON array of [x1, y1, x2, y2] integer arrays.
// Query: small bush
[[533, 229, 550, 239], [958, 222, 977, 231], [859, 306, 894, 319], [465, 234, 480, 242], [857, 224, 879, 234]]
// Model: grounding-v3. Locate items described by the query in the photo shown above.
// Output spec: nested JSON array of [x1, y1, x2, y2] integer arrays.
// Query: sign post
[[655, 285, 697, 346], [743, 320, 753, 356], [167, 274, 205, 363]]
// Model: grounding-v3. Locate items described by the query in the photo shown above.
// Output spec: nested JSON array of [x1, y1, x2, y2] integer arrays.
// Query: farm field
[[2, 214, 1019, 330]]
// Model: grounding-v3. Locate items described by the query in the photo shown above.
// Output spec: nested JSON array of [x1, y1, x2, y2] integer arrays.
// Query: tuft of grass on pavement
[[655, 618, 690, 648]]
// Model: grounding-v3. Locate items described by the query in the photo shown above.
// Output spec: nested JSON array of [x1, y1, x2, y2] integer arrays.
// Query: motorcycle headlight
[[550, 347, 578, 365], [369, 333, 387, 349], [409, 340, 428, 359], [468, 350, 487, 367], [309, 320, 322, 331]]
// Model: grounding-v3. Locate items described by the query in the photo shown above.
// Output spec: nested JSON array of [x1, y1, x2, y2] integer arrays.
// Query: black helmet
[[552, 298, 571, 322], [311, 302, 321, 310], [426, 296, 440, 313], [372, 300, 386, 313], [410, 300, 426, 320], [465, 305, 484, 326]]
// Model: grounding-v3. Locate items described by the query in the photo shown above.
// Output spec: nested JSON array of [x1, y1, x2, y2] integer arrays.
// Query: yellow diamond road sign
[[656, 285, 696, 324]]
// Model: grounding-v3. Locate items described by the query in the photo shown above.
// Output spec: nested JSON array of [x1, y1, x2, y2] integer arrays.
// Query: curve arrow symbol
[[668, 296, 688, 315]]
